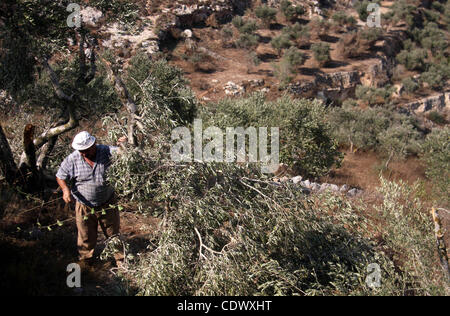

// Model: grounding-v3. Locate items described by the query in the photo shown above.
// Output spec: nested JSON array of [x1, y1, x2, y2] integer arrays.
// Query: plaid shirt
[[56, 144, 118, 207]]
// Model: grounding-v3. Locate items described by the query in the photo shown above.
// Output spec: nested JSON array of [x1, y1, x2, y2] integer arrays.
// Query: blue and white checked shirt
[[56, 144, 118, 207]]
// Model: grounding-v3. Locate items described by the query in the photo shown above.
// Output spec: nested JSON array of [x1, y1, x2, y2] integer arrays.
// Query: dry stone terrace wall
[[90, 1, 449, 127], [288, 70, 362, 100], [401, 92, 450, 119], [157, 0, 249, 29], [98, 0, 250, 58], [288, 53, 398, 99], [273, 175, 364, 197]]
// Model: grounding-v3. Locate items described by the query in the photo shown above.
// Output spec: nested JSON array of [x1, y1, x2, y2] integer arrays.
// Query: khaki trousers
[[75, 195, 121, 261]]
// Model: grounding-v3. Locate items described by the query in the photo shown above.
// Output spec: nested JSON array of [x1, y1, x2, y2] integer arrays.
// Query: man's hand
[[56, 177, 72, 204], [116, 136, 128, 145], [116, 136, 128, 154], [62, 189, 73, 204]]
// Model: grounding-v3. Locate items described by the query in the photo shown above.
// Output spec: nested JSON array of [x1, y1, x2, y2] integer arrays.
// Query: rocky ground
[[1, 0, 449, 295], [78, 0, 449, 118], [54, 0, 446, 193]]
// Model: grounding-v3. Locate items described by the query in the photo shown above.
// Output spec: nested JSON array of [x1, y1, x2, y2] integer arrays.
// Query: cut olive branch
[[16, 204, 125, 233]]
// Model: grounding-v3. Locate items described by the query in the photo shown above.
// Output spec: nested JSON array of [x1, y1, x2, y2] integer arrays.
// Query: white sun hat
[[72, 131, 96, 151]]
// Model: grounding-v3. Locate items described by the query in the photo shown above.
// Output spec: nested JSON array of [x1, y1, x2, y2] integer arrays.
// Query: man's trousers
[[75, 195, 122, 261]]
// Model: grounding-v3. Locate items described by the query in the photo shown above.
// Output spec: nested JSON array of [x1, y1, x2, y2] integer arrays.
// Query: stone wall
[[403, 92, 450, 118]]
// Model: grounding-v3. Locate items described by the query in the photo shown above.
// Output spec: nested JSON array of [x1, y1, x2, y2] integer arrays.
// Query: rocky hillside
[[1, 0, 449, 297], [75, 0, 449, 121]]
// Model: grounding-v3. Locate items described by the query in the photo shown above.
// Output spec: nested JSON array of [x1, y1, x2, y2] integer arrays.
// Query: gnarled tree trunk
[[0, 27, 97, 192]]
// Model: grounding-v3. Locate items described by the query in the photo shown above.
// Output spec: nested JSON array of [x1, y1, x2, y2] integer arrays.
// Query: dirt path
[[321, 149, 428, 192], [0, 194, 159, 296]]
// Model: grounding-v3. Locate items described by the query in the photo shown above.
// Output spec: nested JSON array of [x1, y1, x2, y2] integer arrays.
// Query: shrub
[[342, 98, 359, 109], [435, 56, 450, 79], [233, 17, 259, 34], [328, 106, 422, 158], [377, 122, 422, 160], [332, 12, 357, 27], [188, 51, 210, 70], [89, 0, 140, 24], [280, 0, 305, 22], [125, 54, 197, 124], [355, 0, 376, 22], [359, 27, 383, 43], [374, 178, 448, 294], [308, 17, 332, 40], [232, 16, 245, 29], [282, 23, 310, 47], [127, 164, 397, 295], [199, 94, 343, 178], [431, 1, 444, 13], [102, 60, 446, 297], [283, 46, 306, 67], [221, 27, 234, 47], [420, 66, 445, 91], [271, 34, 293, 55], [222, 27, 233, 39], [426, 112, 447, 125], [282, 23, 304, 40], [413, 22, 448, 54], [445, 2, 450, 31], [255, 5, 277, 28], [423, 9, 440, 23], [421, 127, 450, 206], [272, 47, 305, 87], [337, 28, 383, 58], [402, 77, 419, 94], [396, 48, 428, 71], [236, 33, 259, 49], [248, 51, 261, 67], [311, 42, 331, 67], [355, 85, 396, 106], [383, 0, 416, 29]]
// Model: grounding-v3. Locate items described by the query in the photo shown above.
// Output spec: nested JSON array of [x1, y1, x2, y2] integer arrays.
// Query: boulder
[[280, 176, 289, 183], [319, 183, 330, 192], [224, 81, 245, 96], [80, 6, 103, 28], [182, 29, 193, 39], [347, 188, 363, 197], [339, 184, 349, 192], [329, 184, 339, 192], [301, 180, 311, 188]]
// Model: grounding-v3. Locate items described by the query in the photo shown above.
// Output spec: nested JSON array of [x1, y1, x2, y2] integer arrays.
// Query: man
[[56, 131, 126, 266]]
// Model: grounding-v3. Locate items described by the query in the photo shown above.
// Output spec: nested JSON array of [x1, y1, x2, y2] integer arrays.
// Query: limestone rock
[[404, 92, 450, 118], [340, 184, 349, 192], [182, 29, 193, 39], [301, 180, 311, 188], [347, 188, 363, 197], [80, 6, 103, 28], [292, 176, 303, 184], [224, 81, 245, 96]]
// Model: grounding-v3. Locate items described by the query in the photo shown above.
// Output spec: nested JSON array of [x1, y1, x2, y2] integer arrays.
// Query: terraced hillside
[[0, 0, 449, 296]]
